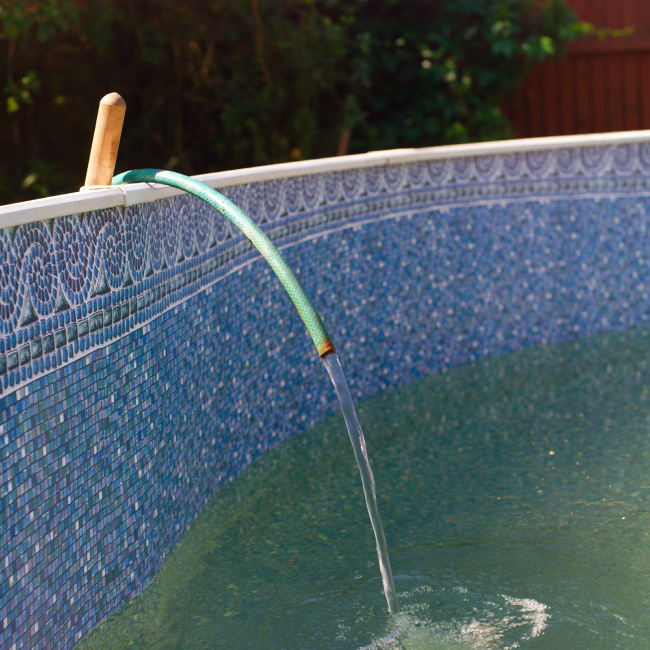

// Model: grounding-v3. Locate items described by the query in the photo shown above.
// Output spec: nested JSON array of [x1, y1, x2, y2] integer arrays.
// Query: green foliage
[[0, 0, 586, 204], [338, 0, 588, 150]]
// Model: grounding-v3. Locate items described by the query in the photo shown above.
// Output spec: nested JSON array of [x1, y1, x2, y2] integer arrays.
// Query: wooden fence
[[505, 0, 650, 137]]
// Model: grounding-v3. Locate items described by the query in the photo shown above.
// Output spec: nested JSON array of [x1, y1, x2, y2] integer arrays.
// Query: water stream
[[78, 325, 650, 647], [322, 352, 400, 614]]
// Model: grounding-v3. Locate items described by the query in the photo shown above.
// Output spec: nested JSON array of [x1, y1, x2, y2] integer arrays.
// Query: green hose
[[112, 169, 335, 358]]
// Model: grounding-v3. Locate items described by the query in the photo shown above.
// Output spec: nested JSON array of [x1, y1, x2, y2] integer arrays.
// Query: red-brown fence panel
[[505, 0, 650, 137]]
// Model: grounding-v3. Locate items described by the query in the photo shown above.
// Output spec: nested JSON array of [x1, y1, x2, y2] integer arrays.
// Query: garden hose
[[112, 169, 335, 358]]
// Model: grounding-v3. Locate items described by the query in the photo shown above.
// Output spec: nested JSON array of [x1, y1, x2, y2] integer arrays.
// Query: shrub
[[0, 0, 586, 203]]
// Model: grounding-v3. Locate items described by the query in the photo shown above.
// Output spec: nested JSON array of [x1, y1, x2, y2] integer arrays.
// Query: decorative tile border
[[3, 140, 650, 648], [4, 144, 650, 399]]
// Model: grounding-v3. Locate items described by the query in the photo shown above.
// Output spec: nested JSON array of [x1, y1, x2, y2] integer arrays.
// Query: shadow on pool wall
[[2, 135, 650, 647]]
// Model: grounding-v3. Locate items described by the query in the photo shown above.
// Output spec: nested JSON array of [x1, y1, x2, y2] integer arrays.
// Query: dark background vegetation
[[1, 0, 586, 204]]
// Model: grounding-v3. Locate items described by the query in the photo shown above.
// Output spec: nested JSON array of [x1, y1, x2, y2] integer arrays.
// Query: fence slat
[[623, 53, 639, 130], [608, 54, 624, 132], [639, 53, 650, 130]]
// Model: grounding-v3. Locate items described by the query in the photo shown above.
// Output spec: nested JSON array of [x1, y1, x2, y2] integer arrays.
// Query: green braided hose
[[112, 169, 335, 358]]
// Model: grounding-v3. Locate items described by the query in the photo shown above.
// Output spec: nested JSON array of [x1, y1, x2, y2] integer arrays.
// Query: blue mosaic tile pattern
[[3, 142, 650, 647]]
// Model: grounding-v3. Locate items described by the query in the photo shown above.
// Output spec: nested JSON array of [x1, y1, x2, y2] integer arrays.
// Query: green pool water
[[80, 327, 650, 649]]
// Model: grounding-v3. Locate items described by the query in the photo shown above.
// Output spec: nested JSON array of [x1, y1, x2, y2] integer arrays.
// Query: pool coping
[[2, 130, 650, 227]]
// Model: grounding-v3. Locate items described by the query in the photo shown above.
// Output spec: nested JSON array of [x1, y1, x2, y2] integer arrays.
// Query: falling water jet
[[322, 352, 400, 613]]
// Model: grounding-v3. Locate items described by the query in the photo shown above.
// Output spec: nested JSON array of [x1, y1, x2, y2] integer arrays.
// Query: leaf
[[6, 96, 19, 113], [21, 173, 38, 189]]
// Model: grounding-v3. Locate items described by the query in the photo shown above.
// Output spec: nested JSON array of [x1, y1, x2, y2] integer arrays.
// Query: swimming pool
[[2, 133, 650, 647], [79, 325, 650, 647]]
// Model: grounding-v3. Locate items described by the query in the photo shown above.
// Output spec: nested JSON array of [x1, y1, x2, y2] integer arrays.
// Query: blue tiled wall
[[3, 143, 650, 647]]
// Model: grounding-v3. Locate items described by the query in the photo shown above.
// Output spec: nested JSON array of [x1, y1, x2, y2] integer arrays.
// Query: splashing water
[[359, 585, 551, 650], [322, 352, 400, 614], [358, 590, 550, 650]]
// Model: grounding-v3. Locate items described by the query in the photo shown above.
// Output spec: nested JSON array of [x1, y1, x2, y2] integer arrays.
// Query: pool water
[[80, 326, 650, 649]]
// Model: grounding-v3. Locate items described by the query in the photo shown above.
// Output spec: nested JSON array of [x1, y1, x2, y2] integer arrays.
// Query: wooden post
[[84, 92, 126, 187]]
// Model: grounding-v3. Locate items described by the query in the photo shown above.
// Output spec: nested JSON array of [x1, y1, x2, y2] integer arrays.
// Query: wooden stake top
[[84, 92, 126, 187]]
